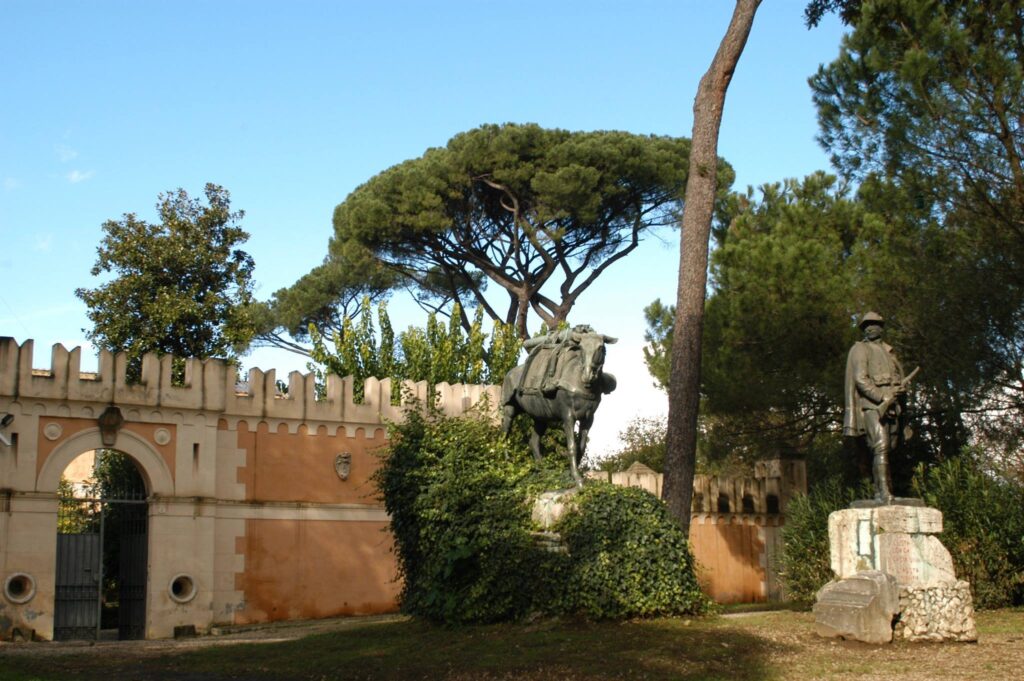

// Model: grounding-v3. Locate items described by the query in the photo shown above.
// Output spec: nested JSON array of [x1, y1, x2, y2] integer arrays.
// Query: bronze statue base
[[850, 497, 925, 509]]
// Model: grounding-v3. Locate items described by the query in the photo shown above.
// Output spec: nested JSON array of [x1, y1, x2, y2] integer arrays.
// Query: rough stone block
[[829, 506, 955, 587], [814, 570, 900, 645], [895, 581, 978, 643], [876, 533, 956, 587]]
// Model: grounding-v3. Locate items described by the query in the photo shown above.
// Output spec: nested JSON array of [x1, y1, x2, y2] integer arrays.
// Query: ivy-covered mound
[[375, 407, 709, 623]]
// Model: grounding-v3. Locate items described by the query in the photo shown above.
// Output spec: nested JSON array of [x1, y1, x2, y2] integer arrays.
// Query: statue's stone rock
[[829, 506, 954, 586], [531, 488, 578, 531], [895, 581, 978, 643], [813, 571, 900, 645], [820, 505, 977, 644]]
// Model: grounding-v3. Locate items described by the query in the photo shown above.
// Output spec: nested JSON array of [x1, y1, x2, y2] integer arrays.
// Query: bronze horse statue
[[501, 329, 617, 486]]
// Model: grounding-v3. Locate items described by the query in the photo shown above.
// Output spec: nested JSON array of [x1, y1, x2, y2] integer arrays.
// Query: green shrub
[[779, 478, 865, 606], [375, 407, 707, 623], [557, 484, 709, 618], [911, 454, 1024, 609]]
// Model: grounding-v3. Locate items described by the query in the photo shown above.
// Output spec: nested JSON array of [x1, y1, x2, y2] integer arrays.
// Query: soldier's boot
[[873, 457, 894, 505]]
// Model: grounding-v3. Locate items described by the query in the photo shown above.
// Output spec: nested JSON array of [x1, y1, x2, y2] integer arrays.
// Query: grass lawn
[[1, 608, 1021, 681]]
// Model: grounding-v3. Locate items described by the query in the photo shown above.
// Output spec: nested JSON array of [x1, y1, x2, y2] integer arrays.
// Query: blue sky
[[0, 1, 847, 456]]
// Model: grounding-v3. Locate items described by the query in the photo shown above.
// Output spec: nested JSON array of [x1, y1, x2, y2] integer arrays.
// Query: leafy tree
[[317, 123, 733, 339], [810, 0, 1024, 457], [253, 258, 395, 356], [76, 184, 256, 370], [649, 174, 863, 478], [308, 297, 522, 399], [664, 0, 761, 531], [594, 416, 667, 474]]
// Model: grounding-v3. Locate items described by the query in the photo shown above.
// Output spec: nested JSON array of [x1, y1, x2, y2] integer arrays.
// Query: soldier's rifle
[[875, 366, 920, 416]]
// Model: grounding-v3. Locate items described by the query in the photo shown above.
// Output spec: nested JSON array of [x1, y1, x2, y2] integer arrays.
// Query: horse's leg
[[563, 415, 582, 487], [501, 403, 516, 437], [576, 415, 594, 468], [530, 419, 546, 462]]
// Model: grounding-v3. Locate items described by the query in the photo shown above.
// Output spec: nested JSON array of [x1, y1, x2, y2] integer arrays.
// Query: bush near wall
[[375, 407, 709, 623], [911, 454, 1024, 609]]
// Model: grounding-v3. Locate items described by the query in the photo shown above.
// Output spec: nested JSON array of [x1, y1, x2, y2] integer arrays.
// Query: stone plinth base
[[895, 581, 978, 642], [813, 571, 900, 644], [531, 488, 578, 531], [829, 505, 956, 586], [816, 505, 977, 644]]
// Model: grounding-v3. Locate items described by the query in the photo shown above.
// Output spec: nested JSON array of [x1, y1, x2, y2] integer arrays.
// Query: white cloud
[[3, 177, 21, 191], [66, 169, 95, 184], [33, 234, 53, 252], [56, 144, 78, 162]]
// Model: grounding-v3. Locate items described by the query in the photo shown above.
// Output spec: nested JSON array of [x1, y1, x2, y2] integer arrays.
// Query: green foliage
[[641, 300, 673, 391], [644, 174, 861, 476], [778, 478, 866, 605], [557, 484, 709, 619], [375, 409, 707, 623], [75, 184, 256, 370], [911, 455, 1024, 609], [57, 476, 96, 534], [375, 407, 564, 623], [595, 416, 666, 473], [308, 298, 522, 399], [324, 123, 733, 338], [811, 0, 1024, 455]]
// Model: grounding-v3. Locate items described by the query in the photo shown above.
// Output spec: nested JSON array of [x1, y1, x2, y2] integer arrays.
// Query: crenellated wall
[[0, 338, 499, 429], [0, 337, 498, 641]]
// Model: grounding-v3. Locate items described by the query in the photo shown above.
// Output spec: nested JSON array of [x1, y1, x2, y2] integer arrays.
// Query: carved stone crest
[[334, 453, 352, 481]]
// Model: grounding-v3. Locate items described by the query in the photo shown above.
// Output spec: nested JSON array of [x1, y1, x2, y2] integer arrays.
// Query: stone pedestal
[[815, 505, 977, 643], [828, 506, 956, 586], [531, 488, 578, 531]]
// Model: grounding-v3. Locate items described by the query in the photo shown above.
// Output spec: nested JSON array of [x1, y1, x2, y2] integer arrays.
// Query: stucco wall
[[0, 337, 494, 640]]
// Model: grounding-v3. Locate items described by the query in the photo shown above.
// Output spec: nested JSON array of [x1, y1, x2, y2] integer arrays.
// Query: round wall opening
[[4, 573, 36, 604], [168, 574, 197, 604]]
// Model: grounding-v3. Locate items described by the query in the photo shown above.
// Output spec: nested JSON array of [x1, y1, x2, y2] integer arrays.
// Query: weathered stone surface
[[829, 506, 954, 586], [895, 581, 978, 643], [876, 533, 956, 587], [531, 488, 578, 530], [814, 571, 900, 645]]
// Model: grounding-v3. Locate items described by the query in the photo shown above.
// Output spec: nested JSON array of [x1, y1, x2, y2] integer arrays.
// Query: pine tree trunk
[[663, 0, 761, 533]]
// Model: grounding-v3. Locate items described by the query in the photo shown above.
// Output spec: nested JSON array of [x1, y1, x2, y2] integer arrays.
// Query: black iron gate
[[55, 456, 149, 641]]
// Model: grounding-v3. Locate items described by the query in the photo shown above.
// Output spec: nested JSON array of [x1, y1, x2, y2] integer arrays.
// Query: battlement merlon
[[0, 337, 500, 425]]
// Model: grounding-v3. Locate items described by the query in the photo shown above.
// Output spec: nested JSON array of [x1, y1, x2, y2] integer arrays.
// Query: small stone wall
[[895, 581, 978, 642]]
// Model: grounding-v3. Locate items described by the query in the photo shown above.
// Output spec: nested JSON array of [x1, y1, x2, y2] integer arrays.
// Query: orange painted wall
[[234, 518, 400, 624], [689, 520, 766, 604], [230, 421, 386, 504]]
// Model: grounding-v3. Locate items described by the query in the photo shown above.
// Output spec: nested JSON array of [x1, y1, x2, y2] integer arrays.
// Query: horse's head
[[573, 331, 617, 388]]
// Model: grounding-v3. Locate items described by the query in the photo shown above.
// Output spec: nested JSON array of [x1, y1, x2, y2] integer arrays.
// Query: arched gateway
[[0, 338, 497, 640]]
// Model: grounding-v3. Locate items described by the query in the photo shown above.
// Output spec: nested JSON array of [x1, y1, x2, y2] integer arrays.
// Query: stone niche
[[815, 505, 977, 644]]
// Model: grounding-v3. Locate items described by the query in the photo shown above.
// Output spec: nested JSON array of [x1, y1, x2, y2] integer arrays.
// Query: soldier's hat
[[859, 311, 885, 328]]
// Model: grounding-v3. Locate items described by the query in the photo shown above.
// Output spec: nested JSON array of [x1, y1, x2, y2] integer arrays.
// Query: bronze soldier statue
[[843, 312, 918, 505]]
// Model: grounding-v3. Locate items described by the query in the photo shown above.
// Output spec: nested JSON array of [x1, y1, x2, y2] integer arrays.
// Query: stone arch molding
[[37, 427, 174, 496]]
